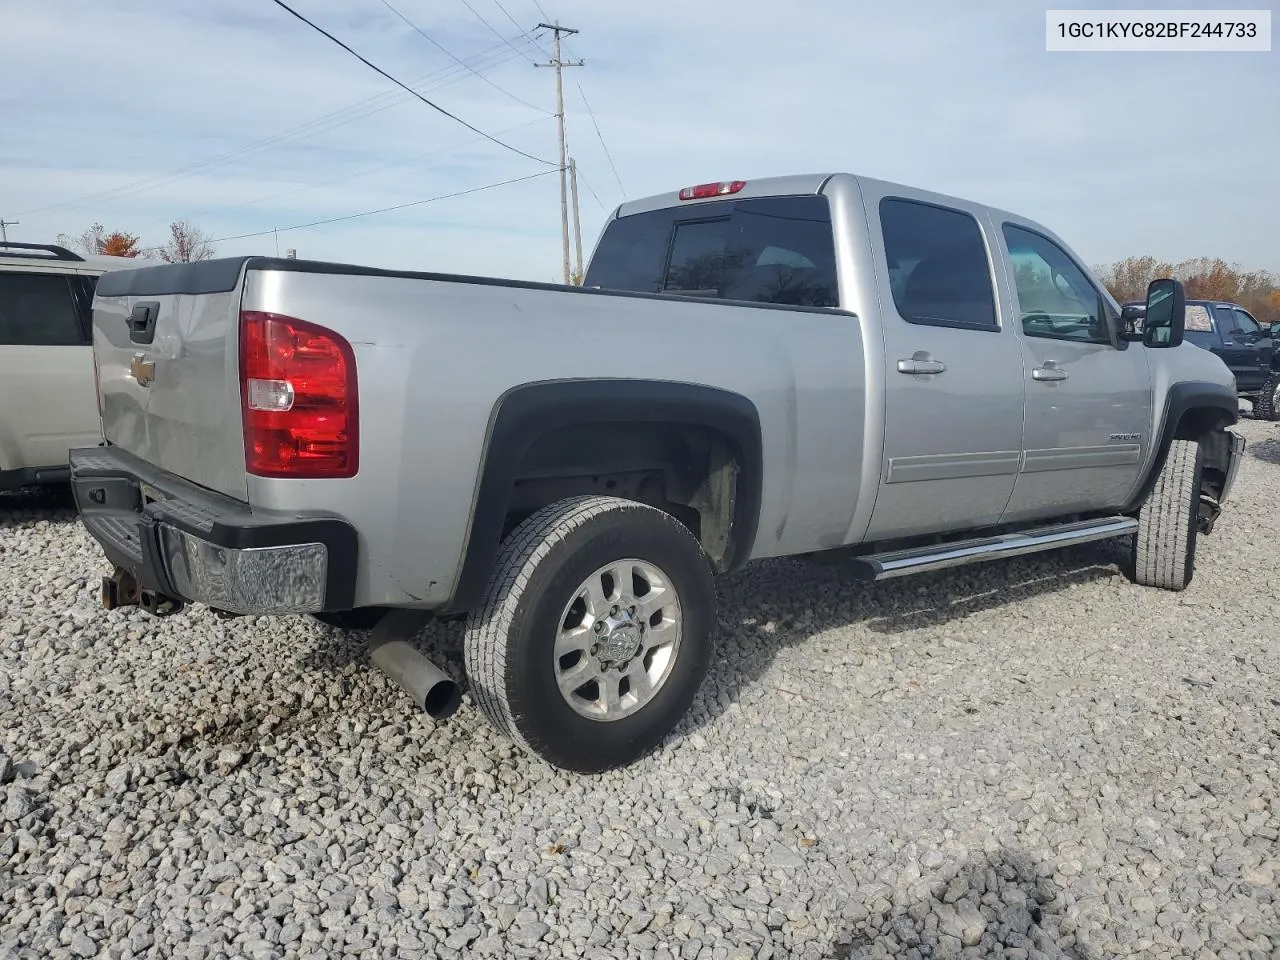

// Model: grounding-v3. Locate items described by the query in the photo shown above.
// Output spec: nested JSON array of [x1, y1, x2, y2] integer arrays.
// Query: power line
[[576, 169, 606, 210], [210, 169, 556, 243], [557, 36, 625, 200], [14, 38, 540, 219], [457, 0, 537, 64], [267, 0, 554, 166], [186, 117, 553, 222], [571, 78, 626, 199], [492, 0, 552, 56], [378, 0, 551, 115]]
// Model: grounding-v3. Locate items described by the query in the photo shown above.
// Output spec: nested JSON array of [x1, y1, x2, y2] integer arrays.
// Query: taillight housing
[[239, 310, 359, 479], [678, 180, 746, 201]]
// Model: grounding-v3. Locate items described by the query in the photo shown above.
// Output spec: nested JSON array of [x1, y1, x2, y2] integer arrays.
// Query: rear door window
[[0, 272, 88, 346], [1183, 304, 1218, 349], [585, 195, 839, 307], [879, 198, 998, 331]]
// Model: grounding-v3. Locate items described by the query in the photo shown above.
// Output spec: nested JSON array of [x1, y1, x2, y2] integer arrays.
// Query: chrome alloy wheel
[[553, 559, 683, 721]]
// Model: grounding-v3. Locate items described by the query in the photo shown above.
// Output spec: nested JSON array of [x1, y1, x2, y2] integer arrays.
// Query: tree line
[[56, 219, 216, 263], [1095, 256, 1280, 323]]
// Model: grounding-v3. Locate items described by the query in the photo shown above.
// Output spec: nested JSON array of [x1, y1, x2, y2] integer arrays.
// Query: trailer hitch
[[102, 567, 184, 617], [101, 568, 139, 610]]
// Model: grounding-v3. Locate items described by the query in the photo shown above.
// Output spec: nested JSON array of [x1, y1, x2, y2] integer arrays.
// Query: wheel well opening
[[503, 421, 746, 572], [1176, 406, 1235, 510]]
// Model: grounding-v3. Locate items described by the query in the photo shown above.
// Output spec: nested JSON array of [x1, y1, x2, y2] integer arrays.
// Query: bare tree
[[158, 219, 216, 263], [57, 222, 108, 256]]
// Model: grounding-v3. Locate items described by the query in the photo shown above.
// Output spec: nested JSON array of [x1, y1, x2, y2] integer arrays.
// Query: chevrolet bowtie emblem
[[130, 353, 156, 387]]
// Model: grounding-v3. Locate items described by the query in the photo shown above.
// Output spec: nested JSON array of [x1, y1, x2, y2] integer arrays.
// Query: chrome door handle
[[1032, 363, 1068, 382], [897, 353, 946, 375]]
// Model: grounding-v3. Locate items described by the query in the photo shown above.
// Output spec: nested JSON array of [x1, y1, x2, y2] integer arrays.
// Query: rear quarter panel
[[241, 267, 869, 607]]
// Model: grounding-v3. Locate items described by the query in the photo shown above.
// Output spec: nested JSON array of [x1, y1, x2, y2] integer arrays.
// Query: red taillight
[[678, 180, 746, 201], [239, 310, 359, 479]]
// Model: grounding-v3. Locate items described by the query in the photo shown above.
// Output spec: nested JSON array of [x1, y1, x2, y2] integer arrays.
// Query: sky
[[2, 0, 1277, 281]]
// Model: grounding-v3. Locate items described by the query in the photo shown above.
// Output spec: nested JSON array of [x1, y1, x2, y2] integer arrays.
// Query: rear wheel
[[463, 496, 716, 772], [1253, 374, 1279, 420], [1130, 439, 1202, 591]]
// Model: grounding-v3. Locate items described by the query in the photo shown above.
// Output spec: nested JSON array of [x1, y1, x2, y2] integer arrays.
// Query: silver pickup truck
[[70, 172, 1245, 772]]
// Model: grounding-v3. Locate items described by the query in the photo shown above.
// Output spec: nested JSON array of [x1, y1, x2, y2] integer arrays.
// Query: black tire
[[1130, 438, 1203, 591], [310, 608, 388, 631], [1253, 374, 1278, 421], [463, 495, 716, 773]]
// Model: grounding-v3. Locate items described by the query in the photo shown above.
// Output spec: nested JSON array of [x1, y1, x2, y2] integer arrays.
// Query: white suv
[[0, 242, 146, 492]]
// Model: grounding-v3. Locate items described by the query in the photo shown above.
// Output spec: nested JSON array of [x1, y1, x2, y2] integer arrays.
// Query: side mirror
[[1119, 304, 1145, 341], [1142, 278, 1185, 348]]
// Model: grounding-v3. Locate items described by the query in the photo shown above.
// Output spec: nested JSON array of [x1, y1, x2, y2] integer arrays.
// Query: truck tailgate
[[92, 259, 249, 501]]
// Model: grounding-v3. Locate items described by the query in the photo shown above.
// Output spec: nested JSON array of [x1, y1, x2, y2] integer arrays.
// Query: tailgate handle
[[127, 301, 161, 345]]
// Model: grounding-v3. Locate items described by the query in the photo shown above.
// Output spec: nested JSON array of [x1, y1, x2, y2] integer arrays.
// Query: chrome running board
[[849, 516, 1138, 581]]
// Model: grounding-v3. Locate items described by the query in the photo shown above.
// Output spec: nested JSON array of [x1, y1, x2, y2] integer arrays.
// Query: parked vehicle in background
[[70, 173, 1245, 772], [0, 242, 149, 492], [1123, 297, 1279, 419]]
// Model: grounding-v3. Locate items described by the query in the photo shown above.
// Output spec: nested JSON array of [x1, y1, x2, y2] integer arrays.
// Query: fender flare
[[442, 378, 764, 614], [1121, 380, 1238, 514]]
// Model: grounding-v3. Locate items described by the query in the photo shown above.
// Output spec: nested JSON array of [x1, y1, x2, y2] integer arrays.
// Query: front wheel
[[463, 496, 716, 772], [1130, 439, 1202, 591]]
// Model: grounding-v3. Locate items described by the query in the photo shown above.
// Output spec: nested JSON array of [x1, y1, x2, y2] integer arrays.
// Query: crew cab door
[[862, 194, 1026, 541], [1210, 303, 1268, 392], [997, 222, 1151, 522]]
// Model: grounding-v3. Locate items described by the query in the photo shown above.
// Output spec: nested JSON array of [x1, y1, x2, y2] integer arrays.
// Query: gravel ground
[[2, 420, 1278, 960]]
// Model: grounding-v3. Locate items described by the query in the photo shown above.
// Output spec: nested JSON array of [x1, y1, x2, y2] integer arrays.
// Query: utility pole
[[0, 219, 17, 244], [569, 157, 583, 283], [536, 22, 582, 284]]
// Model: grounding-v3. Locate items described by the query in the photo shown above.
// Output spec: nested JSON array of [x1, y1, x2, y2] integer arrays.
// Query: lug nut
[[590, 644, 599, 655], [594, 621, 605, 633], [628, 605, 636, 615], [610, 605, 619, 616]]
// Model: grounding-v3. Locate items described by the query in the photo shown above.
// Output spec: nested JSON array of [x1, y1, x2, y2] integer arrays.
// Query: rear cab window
[[584, 195, 839, 307], [0, 271, 94, 345]]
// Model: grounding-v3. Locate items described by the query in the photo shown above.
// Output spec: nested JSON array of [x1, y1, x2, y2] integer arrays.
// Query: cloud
[[2, 0, 1274, 277]]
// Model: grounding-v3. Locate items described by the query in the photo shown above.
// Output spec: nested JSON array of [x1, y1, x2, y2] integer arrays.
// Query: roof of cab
[[614, 173, 837, 218], [610, 171, 1030, 226]]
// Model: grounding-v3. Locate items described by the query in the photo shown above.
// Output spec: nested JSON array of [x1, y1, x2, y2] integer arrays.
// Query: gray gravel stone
[[1, 418, 1278, 960], [3, 785, 37, 822]]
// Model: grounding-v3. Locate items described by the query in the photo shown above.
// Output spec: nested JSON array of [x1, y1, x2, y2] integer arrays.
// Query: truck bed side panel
[[240, 268, 868, 607]]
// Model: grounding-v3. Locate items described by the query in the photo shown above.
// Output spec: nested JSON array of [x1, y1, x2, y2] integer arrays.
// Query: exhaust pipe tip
[[369, 638, 461, 722], [422, 678, 461, 721]]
